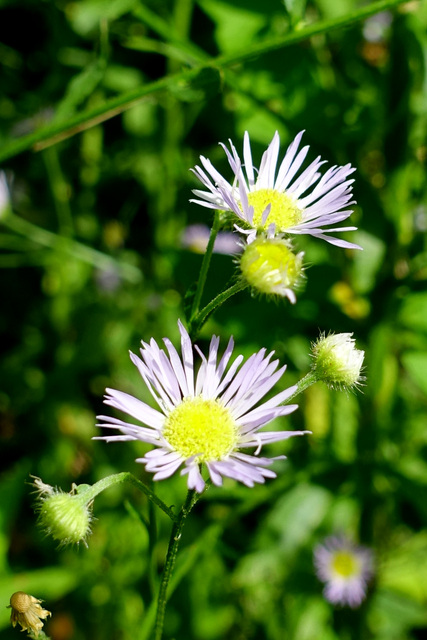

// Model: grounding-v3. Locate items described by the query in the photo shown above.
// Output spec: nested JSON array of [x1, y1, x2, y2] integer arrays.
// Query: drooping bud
[[32, 477, 93, 546], [239, 235, 304, 303], [312, 332, 365, 390], [8, 592, 51, 637]]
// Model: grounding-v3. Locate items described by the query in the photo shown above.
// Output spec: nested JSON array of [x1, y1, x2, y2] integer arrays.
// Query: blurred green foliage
[[1, 0, 427, 639]]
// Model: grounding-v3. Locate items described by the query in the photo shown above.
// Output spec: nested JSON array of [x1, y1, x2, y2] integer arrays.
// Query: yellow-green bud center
[[331, 550, 360, 578], [240, 237, 303, 296], [163, 396, 238, 462], [246, 188, 303, 230]]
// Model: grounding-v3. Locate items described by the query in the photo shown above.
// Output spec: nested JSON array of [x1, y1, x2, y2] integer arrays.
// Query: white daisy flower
[[96, 321, 308, 493], [314, 535, 374, 608], [191, 131, 361, 250]]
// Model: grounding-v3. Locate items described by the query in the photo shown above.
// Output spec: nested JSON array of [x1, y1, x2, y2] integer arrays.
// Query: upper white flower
[[191, 131, 361, 250], [96, 321, 308, 493]]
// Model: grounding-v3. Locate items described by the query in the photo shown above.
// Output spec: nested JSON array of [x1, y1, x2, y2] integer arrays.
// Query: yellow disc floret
[[331, 551, 360, 578], [163, 396, 238, 462], [240, 237, 304, 296], [247, 188, 303, 230]]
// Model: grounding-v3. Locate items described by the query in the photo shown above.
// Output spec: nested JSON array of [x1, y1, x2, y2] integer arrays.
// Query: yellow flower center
[[331, 551, 360, 578], [240, 237, 303, 295], [246, 188, 303, 230], [163, 396, 238, 463]]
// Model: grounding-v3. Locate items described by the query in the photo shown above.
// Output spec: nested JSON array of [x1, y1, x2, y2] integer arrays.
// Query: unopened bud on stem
[[32, 477, 93, 546], [312, 332, 365, 391]]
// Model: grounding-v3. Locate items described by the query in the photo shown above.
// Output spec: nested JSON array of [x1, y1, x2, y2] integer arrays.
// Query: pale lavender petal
[[102, 389, 165, 428], [243, 131, 255, 189], [257, 131, 280, 189], [181, 462, 206, 492]]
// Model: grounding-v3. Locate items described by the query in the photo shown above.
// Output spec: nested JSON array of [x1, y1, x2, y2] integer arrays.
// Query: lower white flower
[[96, 321, 309, 492], [314, 535, 374, 608]]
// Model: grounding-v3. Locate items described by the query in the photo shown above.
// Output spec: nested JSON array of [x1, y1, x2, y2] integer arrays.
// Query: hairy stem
[[73, 472, 177, 522], [154, 489, 201, 640], [189, 210, 221, 325], [189, 279, 249, 339]]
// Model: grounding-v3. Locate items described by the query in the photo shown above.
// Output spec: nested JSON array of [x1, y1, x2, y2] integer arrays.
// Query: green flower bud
[[239, 235, 304, 303], [32, 477, 93, 546], [312, 332, 365, 391]]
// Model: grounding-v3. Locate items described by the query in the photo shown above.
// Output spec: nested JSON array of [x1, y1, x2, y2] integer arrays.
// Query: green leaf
[[351, 230, 386, 294], [53, 59, 107, 123], [283, 0, 308, 26], [378, 532, 427, 603], [399, 292, 427, 333], [401, 351, 427, 395], [69, 0, 140, 36]]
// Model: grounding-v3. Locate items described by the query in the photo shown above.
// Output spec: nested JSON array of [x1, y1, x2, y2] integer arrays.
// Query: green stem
[[282, 370, 319, 405], [0, 0, 409, 162], [2, 212, 142, 283], [189, 210, 221, 322], [74, 472, 177, 522], [189, 279, 249, 339], [29, 631, 51, 640], [154, 489, 201, 640]]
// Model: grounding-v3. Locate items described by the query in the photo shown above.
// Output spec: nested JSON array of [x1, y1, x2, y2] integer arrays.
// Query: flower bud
[[239, 235, 304, 303], [312, 333, 364, 390], [32, 477, 93, 546], [8, 592, 51, 637]]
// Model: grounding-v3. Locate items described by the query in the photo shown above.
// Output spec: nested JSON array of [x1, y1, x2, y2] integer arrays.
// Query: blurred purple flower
[[314, 535, 374, 608], [181, 224, 242, 255]]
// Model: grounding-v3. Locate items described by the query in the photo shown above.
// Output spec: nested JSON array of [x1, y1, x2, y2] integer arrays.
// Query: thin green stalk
[[282, 370, 319, 405], [189, 210, 221, 323], [154, 489, 201, 640], [0, 0, 410, 162], [74, 472, 177, 522], [2, 212, 142, 283], [189, 279, 249, 339], [148, 484, 159, 597]]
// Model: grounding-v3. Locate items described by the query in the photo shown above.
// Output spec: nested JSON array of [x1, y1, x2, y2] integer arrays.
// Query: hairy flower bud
[[32, 477, 93, 546], [239, 235, 304, 303], [312, 333, 364, 390], [8, 592, 51, 637]]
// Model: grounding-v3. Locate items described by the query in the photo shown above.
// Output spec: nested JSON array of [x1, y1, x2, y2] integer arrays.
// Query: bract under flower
[[96, 321, 309, 492]]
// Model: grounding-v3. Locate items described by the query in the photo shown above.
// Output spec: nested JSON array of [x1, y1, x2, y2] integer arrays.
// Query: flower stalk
[[154, 489, 201, 640], [189, 210, 221, 322]]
